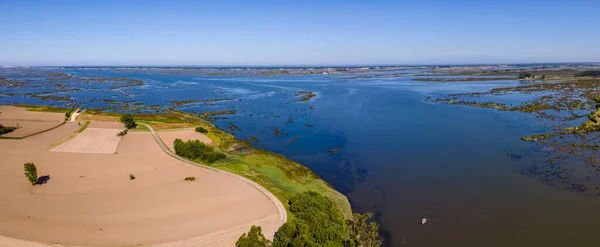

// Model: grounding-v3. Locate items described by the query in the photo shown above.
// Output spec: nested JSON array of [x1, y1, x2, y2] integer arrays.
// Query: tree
[[195, 126, 208, 133], [173, 138, 226, 163], [236, 225, 271, 247], [518, 72, 534, 79], [24, 162, 37, 185], [273, 191, 347, 247], [120, 114, 137, 129], [345, 213, 383, 247]]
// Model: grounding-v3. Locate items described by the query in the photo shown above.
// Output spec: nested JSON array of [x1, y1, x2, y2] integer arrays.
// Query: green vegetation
[[173, 138, 226, 163], [521, 96, 600, 141], [184, 176, 196, 181], [346, 213, 383, 247], [274, 191, 347, 246], [24, 162, 37, 185], [412, 77, 513, 82], [575, 70, 600, 77], [236, 226, 270, 247], [129, 174, 135, 180], [295, 91, 317, 102], [518, 72, 535, 79], [200, 110, 237, 120], [14, 104, 71, 113], [273, 192, 381, 247], [0, 124, 17, 135], [117, 129, 128, 136], [195, 126, 208, 133], [76, 121, 90, 133], [120, 114, 137, 129], [64, 109, 75, 120], [73, 109, 353, 220]]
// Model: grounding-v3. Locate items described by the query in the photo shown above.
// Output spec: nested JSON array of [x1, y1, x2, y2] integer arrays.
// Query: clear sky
[[1, 0, 599, 66]]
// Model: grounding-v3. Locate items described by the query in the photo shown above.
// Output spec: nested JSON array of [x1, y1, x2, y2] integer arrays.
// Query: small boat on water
[[421, 218, 427, 225]]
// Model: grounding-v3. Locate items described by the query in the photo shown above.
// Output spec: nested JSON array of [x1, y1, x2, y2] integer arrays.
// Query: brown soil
[[0, 118, 280, 246], [0, 106, 64, 137]]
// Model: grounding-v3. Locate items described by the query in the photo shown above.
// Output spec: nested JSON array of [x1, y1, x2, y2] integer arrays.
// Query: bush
[[117, 129, 128, 136], [120, 114, 137, 129], [129, 174, 135, 180], [273, 191, 347, 246], [0, 124, 17, 135], [173, 138, 226, 163], [65, 109, 74, 120], [24, 162, 38, 185], [518, 72, 535, 79], [195, 126, 208, 133], [236, 225, 270, 247], [184, 176, 196, 181]]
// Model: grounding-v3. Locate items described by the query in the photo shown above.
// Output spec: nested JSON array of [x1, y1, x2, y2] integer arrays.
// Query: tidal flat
[[3, 64, 600, 246]]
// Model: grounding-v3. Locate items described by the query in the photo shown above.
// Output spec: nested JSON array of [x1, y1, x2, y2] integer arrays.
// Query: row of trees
[[236, 191, 382, 247], [575, 70, 600, 77], [518, 72, 545, 80], [173, 138, 226, 163]]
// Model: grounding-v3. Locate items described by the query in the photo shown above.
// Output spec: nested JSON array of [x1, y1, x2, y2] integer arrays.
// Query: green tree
[[273, 191, 347, 247], [173, 138, 226, 163], [24, 162, 38, 185], [120, 114, 137, 129], [518, 72, 534, 79], [195, 126, 208, 133], [236, 225, 271, 247], [345, 213, 383, 247]]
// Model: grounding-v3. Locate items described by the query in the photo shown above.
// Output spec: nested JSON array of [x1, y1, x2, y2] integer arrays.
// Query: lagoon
[[2, 67, 600, 246]]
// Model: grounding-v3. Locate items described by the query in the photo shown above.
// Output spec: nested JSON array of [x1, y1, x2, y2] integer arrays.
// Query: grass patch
[[76, 121, 90, 133], [14, 104, 72, 113]]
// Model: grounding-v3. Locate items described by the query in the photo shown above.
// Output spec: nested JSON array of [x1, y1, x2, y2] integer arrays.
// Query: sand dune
[[0, 110, 282, 246]]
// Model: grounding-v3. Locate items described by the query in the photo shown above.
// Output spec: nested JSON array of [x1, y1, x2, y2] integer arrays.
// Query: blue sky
[[1, 0, 599, 66]]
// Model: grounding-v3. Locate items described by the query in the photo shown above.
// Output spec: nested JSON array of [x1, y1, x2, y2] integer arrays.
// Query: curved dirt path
[[142, 123, 288, 230], [70, 108, 82, 121]]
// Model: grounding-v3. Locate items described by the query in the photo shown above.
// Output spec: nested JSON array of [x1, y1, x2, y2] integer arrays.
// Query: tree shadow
[[36, 175, 51, 185]]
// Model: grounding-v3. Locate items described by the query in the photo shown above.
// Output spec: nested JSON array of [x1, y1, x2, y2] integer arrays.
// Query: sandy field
[[158, 128, 213, 151], [0, 106, 64, 138], [51, 128, 124, 154], [0, 117, 281, 246]]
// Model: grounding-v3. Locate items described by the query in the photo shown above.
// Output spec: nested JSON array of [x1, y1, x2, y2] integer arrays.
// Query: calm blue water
[[3, 69, 600, 246]]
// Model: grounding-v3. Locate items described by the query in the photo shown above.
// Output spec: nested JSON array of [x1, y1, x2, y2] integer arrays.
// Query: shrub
[[173, 138, 226, 163], [184, 176, 196, 181], [195, 126, 208, 133], [129, 174, 135, 180], [117, 129, 128, 136], [0, 124, 17, 135], [236, 225, 270, 247], [120, 114, 137, 129], [24, 162, 38, 185]]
